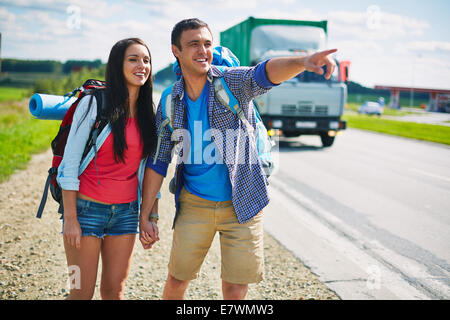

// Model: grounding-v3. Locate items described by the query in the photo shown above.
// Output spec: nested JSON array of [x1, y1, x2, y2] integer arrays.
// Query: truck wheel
[[320, 133, 335, 147]]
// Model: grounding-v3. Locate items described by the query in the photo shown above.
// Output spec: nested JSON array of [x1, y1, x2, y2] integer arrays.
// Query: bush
[[33, 66, 106, 95]]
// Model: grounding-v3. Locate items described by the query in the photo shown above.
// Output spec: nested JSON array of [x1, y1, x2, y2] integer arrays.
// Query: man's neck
[[182, 70, 208, 101]]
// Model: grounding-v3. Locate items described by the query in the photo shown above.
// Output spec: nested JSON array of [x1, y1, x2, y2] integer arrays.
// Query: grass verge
[[0, 87, 31, 103], [0, 100, 60, 183], [343, 114, 450, 145]]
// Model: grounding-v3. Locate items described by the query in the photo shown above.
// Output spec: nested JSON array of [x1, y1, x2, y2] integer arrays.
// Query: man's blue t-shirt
[[183, 81, 232, 201]]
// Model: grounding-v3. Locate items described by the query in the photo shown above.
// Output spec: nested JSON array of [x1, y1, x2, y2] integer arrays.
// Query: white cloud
[[70, 0, 125, 19], [344, 52, 450, 90], [327, 9, 430, 40], [192, 0, 259, 10], [328, 10, 430, 40], [0, 0, 67, 14], [405, 41, 450, 53], [251, 8, 323, 22], [0, 7, 15, 23], [0, 7, 16, 33], [328, 39, 384, 60]]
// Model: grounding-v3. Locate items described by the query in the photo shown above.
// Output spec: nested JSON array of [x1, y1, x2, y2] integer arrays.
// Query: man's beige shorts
[[168, 187, 264, 284]]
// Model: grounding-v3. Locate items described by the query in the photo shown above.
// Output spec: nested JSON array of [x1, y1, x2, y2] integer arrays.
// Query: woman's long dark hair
[[105, 38, 156, 163]]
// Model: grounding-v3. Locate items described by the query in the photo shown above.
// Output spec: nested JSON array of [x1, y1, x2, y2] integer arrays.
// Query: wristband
[[149, 213, 159, 222]]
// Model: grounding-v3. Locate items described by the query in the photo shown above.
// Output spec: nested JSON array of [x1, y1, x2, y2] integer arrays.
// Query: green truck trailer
[[220, 17, 349, 147]]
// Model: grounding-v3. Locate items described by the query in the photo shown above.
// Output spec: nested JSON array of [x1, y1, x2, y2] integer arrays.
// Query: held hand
[[63, 217, 82, 249], [303, 48, 338, 80], [139, 230, 155, 249], [139, 219, 159, 250]]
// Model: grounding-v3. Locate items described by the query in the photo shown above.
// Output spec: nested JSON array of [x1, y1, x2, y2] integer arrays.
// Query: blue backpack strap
[[153, 84, 175, 165], [160, 84, 175, 132], [214, 77, 241, 116], [252, 101, 263, 122], [213, 66, 252, 129]]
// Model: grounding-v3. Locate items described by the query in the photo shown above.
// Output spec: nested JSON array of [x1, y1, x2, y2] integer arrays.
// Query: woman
[[57, 38, 159, 300]]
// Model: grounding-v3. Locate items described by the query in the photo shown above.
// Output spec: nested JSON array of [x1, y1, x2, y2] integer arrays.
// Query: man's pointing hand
[[303, 48, 338, 80]]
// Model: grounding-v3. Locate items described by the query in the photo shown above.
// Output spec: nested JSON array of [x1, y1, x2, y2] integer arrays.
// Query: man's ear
[[172, 44, 180, 59]]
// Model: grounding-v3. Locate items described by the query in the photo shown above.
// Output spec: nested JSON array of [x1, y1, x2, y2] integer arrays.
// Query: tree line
[[2, 59, 103, 74], [33, 66, 106, 95], [347, 81, 428, 100]]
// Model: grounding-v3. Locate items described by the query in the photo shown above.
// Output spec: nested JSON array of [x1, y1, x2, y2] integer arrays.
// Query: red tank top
[[79, 117, 143, 203]]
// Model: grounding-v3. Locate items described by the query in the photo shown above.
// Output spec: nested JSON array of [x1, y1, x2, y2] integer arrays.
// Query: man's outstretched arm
[[265, 49, 338, 85]]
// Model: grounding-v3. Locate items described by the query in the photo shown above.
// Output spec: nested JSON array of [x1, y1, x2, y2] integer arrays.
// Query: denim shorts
[[62, 198, 139, 239]]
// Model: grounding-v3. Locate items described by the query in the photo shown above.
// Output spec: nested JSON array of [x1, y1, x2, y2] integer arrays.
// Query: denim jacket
[[56, 95, 160, 211]]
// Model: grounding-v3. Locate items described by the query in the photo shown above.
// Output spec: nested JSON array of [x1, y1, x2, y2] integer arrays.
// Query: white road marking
[[409, 168, 450, 183]]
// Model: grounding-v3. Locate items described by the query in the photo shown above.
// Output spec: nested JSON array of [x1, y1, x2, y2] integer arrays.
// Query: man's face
[[172, 26, 213, 77]]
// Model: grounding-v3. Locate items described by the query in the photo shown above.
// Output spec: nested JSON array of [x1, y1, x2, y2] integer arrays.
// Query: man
[[139, 18, 337, 300]]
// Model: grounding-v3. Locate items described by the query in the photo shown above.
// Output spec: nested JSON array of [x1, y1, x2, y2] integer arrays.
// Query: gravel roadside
[[0, 148, 339, 300]]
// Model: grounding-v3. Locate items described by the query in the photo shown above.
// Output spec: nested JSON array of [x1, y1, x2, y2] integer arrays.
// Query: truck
[[220, 17, 350, 147]]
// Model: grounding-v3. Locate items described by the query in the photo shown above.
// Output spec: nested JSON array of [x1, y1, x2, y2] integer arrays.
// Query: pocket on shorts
[[76, 204, 87, 216], [132, 202, 139, 214]]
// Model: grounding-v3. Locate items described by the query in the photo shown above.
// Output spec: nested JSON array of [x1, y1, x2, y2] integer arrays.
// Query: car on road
[[358, 101, 384, 116]]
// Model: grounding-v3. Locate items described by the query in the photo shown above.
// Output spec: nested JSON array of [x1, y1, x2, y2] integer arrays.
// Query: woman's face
[[123, 43, 151, 89]]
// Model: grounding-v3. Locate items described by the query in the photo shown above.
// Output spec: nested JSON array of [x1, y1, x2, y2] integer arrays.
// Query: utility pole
[[410, 54, 422, 108], [410, 55, 415, 108]]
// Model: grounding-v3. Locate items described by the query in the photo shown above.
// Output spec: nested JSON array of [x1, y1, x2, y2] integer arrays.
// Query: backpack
[[36, 79, 107, 218], [153, 47, 275, 185]]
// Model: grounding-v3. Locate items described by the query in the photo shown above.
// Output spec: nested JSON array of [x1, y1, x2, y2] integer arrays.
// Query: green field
[[344, 100, 449, 145], [0, 71, 65, 88], [343, 114, 450, 145], [0, 87, 31, 102], [0, 97, 60, 183]]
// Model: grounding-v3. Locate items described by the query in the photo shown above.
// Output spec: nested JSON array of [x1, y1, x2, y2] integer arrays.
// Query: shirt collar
[[172, 65, 223, 100]]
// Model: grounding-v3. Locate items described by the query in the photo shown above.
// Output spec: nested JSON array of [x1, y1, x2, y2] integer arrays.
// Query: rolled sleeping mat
[[29, 93, 78, 120]]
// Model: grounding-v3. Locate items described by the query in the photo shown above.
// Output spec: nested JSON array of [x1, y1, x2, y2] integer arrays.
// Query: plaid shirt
[[148, 64, 272, 224]]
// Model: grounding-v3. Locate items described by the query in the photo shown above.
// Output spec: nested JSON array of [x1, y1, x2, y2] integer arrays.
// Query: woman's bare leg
[[64, 236, 102, 300], [99, 234, 136, 300]]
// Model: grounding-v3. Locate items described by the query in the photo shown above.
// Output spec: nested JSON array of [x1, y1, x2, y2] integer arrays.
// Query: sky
[[1, 0, 449, 90]]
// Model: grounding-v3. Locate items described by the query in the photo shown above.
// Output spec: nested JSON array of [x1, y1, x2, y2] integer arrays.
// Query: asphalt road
[[263, 128, 450, 299]]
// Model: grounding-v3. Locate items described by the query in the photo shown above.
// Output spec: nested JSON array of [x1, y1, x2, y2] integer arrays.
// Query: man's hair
[[171, 18, 212, 51]]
